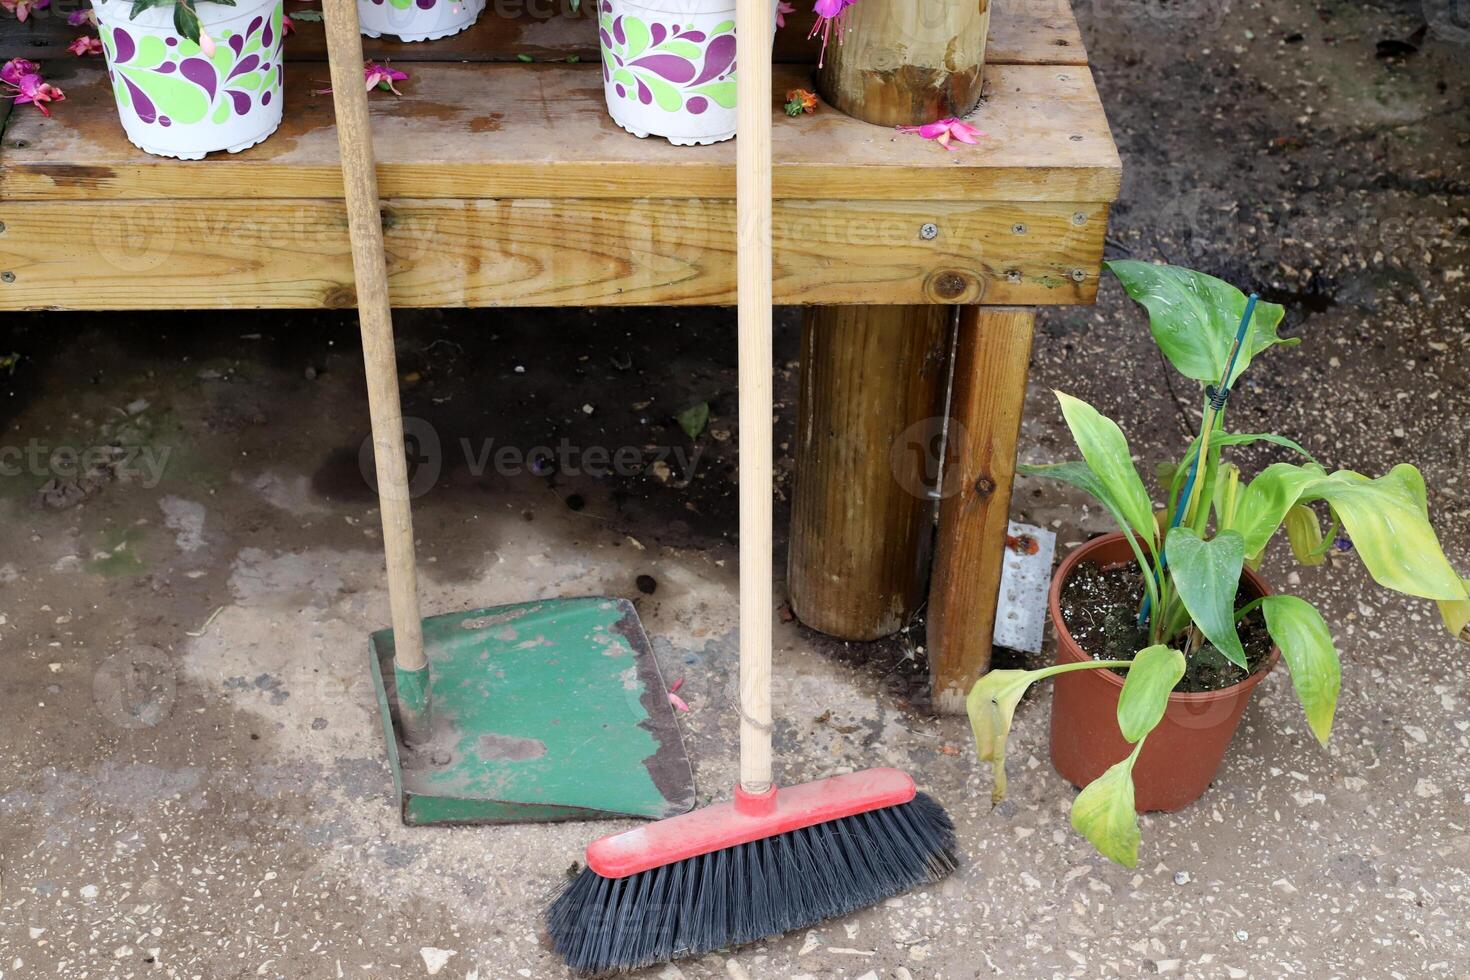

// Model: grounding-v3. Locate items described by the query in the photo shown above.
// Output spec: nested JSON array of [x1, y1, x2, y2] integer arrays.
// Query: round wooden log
[[816, 0, 990, 126], [788, 305, 951, 641]]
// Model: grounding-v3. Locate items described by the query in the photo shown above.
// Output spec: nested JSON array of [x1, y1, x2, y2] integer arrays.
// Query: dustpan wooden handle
[[737, 0, 774, 794], [322, 0, 430, 737]]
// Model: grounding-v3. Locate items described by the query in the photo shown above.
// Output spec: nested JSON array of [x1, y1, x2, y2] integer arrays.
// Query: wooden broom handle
[[322, 0, 428, 686], [737, 0, 775, 794]]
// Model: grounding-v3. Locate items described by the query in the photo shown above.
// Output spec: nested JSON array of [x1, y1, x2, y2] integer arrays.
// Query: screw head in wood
[[1012, 223, 1027, 234], [1072, 212, 1087, 225], [1, 271, 15, 283], [1070, 269, 1087, 283], [0, 220, 7, 234], [920, 223, 939, 240]]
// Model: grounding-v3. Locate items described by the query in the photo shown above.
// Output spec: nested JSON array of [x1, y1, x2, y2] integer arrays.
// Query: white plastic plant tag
[[991, 521, 1056, 654]]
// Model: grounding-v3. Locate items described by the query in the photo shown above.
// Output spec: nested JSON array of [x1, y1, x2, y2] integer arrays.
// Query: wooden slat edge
[[0, 198, 1108, 310]]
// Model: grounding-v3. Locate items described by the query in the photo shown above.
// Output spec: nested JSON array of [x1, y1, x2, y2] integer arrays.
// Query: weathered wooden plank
[[928, 306, 1037, 713], [0, 0, 1086, 66], [0, 197, 1105, 309], [0, 63, 1119, 203]]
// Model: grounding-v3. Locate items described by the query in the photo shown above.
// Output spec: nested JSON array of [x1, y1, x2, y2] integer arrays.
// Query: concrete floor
[[2, 1, 1469, 977]]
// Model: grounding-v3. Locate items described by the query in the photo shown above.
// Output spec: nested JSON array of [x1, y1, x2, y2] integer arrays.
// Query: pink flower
[[198, 30, 217, 57], [2, 58, 64, 117], [0, 58, 37, 86], [1, 0, 48, 23], [364, 61, 408, 94], [897, 117, 986, 151], [282, 12, 294, 34], [68, 36, 104, 56], [775, 1, 794, 28], [67, 8, 96, 26], [809, 0, 857, 67]]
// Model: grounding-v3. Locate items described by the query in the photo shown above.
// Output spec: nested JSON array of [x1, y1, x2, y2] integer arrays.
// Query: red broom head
[[546, 768, 955, 974], [587, 768, 918, 878]]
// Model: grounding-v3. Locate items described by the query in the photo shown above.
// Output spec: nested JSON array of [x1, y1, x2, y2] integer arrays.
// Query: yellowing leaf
[[1305, 465, 1465, 600], [1070, 743, 1143, 867], [1437, 577, 1470, 646], [1283, 505, 1325, 567], [1116, 646, 1185, 743], [965, 670, 1035, 804], [1260, 595, 1340, 745]]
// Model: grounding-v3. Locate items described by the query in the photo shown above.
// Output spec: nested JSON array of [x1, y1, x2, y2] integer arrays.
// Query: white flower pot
[[597, 0, 776, 146], [358, 0, 486, 43], [92, 0, 285, 161]]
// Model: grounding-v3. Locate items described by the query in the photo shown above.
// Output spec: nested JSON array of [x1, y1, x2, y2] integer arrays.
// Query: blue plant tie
[[1137, 294, 1260, 629]]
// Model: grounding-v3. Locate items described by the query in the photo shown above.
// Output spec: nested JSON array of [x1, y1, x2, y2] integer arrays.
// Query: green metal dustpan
[[369, 597, 697, 826], [326, 7, 692, 827]]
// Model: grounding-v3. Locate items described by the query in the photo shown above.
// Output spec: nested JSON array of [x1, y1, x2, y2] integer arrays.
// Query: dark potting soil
[[1058, 559, 1273, 693]]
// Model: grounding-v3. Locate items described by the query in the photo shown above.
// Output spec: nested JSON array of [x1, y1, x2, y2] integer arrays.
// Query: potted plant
[[357, 0, 485, 44], [596, 0, 778, 145], [92, 0, 284, 160], [968, 261, 1470, 867]]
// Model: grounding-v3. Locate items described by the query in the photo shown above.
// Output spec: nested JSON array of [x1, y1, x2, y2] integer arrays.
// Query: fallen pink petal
[[897, 117, 986, 151], [364, 61, 409, 95], [66, 8, 96, 26], [668, 693, 690, 713], [2, 56, 64, 116], [1, 0, 48, 23], [776, 1, 794, 28], [68, 36, 104, 57], [669, 677, 684, 694]]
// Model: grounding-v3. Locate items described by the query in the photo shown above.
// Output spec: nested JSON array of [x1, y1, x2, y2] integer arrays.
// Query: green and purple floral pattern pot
[[598, 0, 776, 146], [92, 0, 284, 161], [358, 0, 485, 43]]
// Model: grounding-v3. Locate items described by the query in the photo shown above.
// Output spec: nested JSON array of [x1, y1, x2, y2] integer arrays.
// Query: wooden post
[[816, 0, 990, 126], [788, 306, 951, 640], [928, 307, 1035, 714], [791, 1, 990, 645]]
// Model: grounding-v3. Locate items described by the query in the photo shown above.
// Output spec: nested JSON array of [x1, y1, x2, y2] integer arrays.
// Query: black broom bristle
[[545, 792, 957, 975]]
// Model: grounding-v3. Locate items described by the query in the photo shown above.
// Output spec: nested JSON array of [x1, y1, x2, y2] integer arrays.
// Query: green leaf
[[676, 402, 709, 440], [1106, 261, 1294, 387], [1233, 462, 1327, 559], [1165, 527, 1247, 668], [1070, 743, 1143, 867], [1260, 595, 1340, 745], [1054, 391, 1157, 549], [1302, 465, 1466, 601], [172, 0, 202, 44], [129, 0, 171, 18], [289, 9, 323, 20], [1283, 505, 1325, 566], [1116, 645, 1185, 743], [965, 670, 1037, 804], [1437, 578, 1470, 645], [517, 54, 534, 62], [1211, 431, 1317, 462]]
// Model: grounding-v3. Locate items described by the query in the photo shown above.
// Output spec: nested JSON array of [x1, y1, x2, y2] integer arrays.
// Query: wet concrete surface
[[2, 0, 1469, 976]]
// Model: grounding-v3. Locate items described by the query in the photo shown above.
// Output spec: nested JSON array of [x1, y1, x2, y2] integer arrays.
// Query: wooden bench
[[0, 0, 1119, 709]]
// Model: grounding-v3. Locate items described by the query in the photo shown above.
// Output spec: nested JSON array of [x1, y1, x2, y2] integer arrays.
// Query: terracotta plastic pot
[[1048, 532, 1279, 812]]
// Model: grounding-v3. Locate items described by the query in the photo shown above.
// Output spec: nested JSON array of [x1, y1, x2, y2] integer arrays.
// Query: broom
[[544, 0, 957, 971]]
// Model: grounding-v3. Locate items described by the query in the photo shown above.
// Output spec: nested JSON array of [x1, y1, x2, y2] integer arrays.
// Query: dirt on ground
[[1, 1, 1468, 978]]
